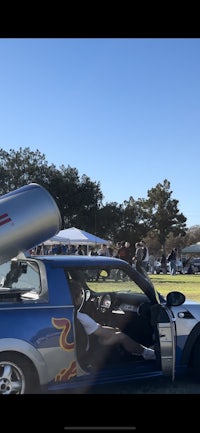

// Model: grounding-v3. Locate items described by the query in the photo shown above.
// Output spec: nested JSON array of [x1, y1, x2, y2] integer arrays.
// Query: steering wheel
[[78, 287, 91, 311], [98, 294, 112, 313]]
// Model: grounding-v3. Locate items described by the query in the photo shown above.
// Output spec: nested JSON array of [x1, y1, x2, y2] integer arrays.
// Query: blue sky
[[0, 38, 200, 228]]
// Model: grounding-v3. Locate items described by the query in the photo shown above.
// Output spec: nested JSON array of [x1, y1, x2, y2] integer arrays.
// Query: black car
[[190, 257, 200, 273]]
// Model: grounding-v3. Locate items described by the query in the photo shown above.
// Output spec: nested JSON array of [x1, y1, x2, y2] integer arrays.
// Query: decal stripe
[[0, 213, 12, 226]]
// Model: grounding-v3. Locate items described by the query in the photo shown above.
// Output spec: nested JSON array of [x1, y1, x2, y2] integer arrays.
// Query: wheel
[[191, 339, 200, 381], [0, 352, 39, 394]]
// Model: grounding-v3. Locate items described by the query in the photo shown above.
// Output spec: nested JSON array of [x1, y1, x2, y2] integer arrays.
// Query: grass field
[[89, 273, 200, 302], [150, 273, 200, 302]]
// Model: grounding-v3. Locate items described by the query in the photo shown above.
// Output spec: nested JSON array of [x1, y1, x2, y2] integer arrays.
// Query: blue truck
[[1, 184, 200, 394]]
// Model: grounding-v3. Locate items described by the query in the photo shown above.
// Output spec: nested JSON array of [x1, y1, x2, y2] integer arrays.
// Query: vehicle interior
[[67, 267, 156, 371]]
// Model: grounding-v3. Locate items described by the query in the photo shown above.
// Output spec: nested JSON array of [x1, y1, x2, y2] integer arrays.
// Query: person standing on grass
[[141, 240, 149, 272], [168, 248, 177, 275], [161, 254, 167, 274], [124, 241, 133, 266], [148, 253, 155, 274], [132, 242, 145, 275]]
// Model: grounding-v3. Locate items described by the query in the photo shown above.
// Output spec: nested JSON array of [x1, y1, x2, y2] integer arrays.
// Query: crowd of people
[[30, 240, 182, 277]]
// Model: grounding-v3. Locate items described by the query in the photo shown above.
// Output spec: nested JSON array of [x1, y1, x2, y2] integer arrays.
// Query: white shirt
[[143, 246, 149, 262], [77, 311, 99, 335]]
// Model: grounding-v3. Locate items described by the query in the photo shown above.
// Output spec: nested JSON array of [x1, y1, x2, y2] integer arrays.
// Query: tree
[[49, 165, 103, 230], [0, 147, 104, 233], [143, 179, 187, 252], [0, 148, 189, 250], [94, 202, 122, 241], [117, 197, 148, 246], [179, 225, 200, 250], [0, 147, 57, 195]]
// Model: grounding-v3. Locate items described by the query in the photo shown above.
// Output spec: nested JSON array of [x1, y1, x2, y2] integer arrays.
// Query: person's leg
[[119, 332, 155, 359], [99, 328, 156, 360]]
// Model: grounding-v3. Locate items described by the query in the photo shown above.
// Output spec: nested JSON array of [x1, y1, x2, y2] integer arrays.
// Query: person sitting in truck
[[70, 279, 156, 362]]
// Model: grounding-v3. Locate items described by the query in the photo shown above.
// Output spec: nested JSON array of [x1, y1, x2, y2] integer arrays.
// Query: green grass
[[150, 273, 200, 302], [87, 273, 200, 303]]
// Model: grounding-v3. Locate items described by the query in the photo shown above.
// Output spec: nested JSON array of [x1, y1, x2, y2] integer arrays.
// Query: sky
[[0, 37, 200, 228]]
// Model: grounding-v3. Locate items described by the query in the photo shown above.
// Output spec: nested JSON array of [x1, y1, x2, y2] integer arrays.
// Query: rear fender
[[0, 338, 48, 384]]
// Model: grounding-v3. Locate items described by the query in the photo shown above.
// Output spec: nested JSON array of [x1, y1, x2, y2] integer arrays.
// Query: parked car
[[190, 257, 200, 273], [155, 259, 183, 274], [1, 253, 200, 394], [182, 257, 200, 274]]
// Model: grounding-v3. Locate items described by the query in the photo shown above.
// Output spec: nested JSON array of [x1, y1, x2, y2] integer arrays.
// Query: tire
[[0, 352, 40, 394], [191, 339, 200, 381]]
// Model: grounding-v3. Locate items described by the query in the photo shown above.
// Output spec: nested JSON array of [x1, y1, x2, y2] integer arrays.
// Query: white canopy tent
[[43, 227, 110, 250]]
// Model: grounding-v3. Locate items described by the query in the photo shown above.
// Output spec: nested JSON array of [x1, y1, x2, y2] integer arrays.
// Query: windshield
[[67, 266, 148, 296]]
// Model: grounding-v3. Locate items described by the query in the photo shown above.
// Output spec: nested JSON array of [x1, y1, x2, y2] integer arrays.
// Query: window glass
[[0, 259, 42, 301], [67, 266, 144, 295]]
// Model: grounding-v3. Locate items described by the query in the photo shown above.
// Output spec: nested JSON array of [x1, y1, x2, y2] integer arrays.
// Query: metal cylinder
[[0, 183, 62, 264]]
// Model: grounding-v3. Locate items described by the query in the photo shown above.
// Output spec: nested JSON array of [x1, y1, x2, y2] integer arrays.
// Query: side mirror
[[166, 291, 185, 306]]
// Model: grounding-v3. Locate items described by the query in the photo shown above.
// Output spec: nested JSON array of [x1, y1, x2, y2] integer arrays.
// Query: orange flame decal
[[55, 360, 77, 382], [52, 317, 75, 351]]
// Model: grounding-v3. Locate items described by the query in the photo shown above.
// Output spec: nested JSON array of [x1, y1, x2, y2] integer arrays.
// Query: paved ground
[[89, 374, 200, 394]]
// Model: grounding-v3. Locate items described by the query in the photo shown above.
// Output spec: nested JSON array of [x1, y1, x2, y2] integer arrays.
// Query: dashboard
[[81, 289, 154, 348]]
